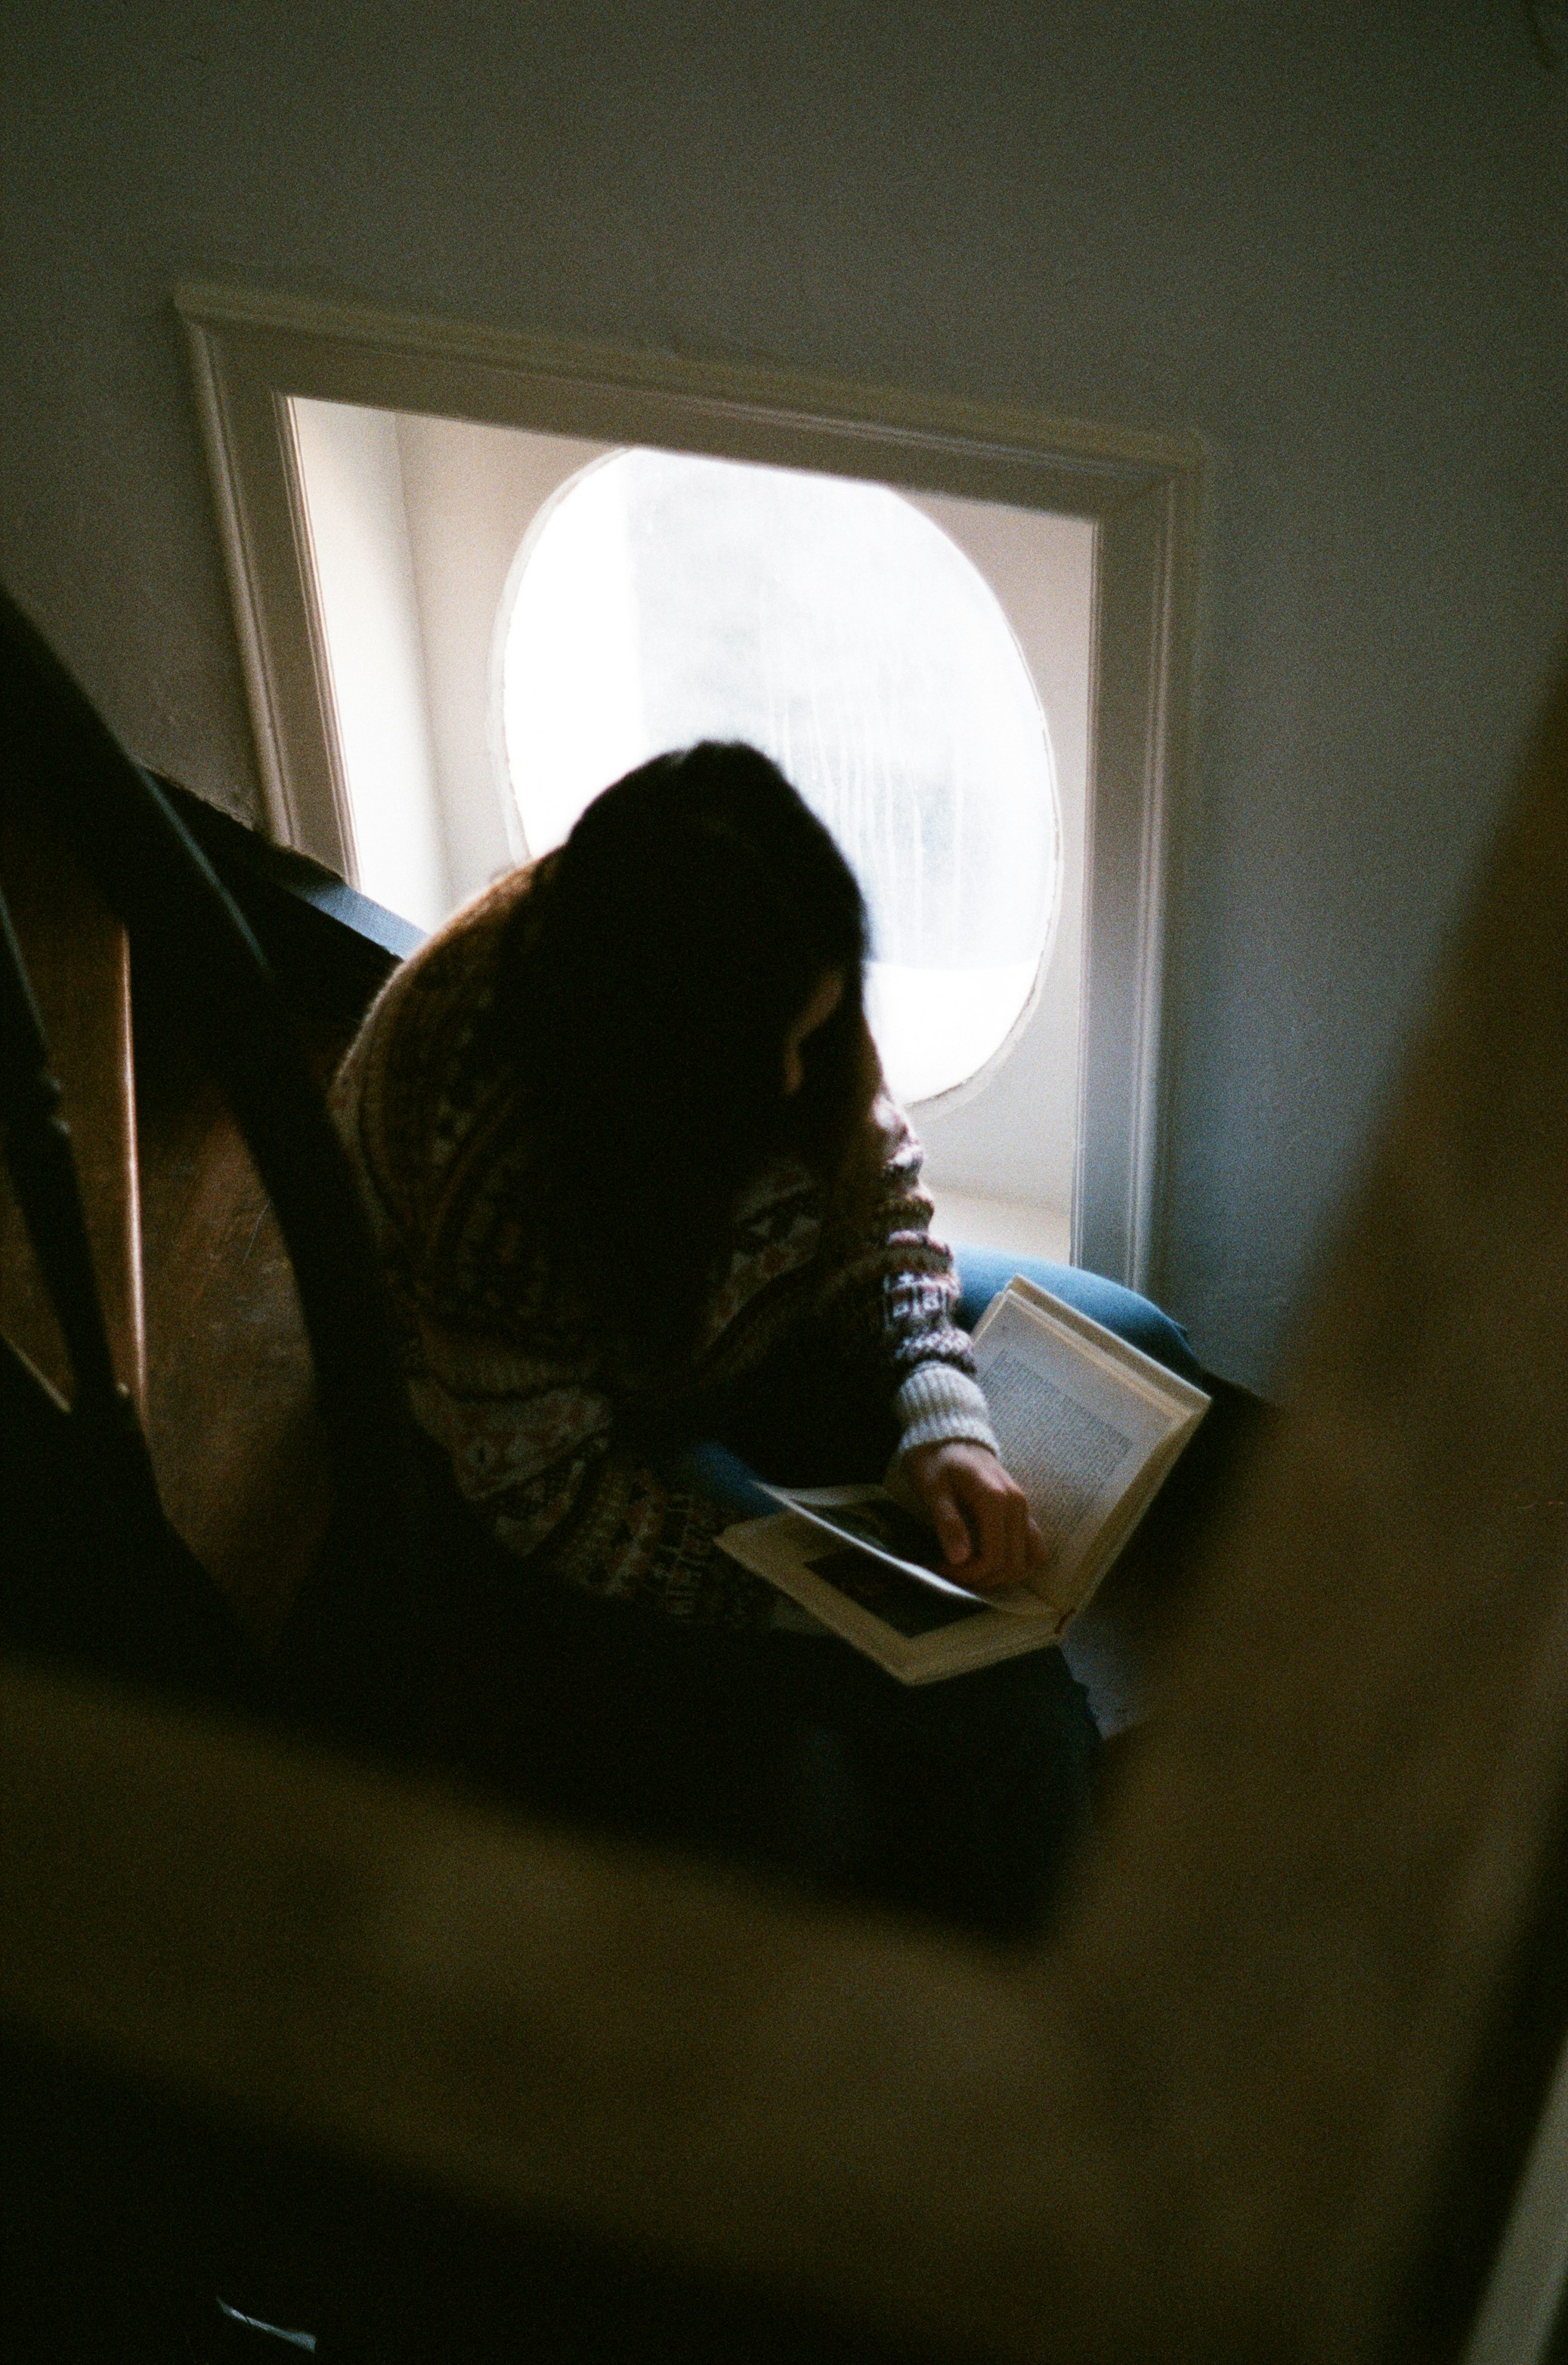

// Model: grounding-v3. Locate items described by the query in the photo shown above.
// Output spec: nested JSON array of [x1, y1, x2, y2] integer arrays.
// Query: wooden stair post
[[0, 796, 144, 1414]]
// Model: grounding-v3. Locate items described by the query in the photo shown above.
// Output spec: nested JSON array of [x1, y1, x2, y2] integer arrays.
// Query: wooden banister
[[0, 797, 144, 1411], [1, 586, 437, 1734]]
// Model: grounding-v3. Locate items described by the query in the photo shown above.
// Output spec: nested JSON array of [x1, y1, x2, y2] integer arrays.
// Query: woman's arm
[[407, 1315, 774, 1624], [813, 1096, 998, 1448], [815, 1098, 1047, 1590]]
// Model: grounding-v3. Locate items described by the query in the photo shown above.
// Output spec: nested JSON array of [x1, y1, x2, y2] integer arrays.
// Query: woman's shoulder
[[374, 862, 540, 1028], [331, 863, 543, 1218], [342, 862, 541, 1078]]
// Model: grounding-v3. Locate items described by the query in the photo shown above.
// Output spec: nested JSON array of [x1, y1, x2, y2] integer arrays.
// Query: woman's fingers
[[931, 1489, 974, 1566], [902, 1442, 1049, 1592], [945, 1463, 1032, 1591], [960, 1480, 1009, 1584]]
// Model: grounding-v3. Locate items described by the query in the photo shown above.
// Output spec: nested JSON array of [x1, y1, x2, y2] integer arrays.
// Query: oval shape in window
[[496, 449, 1059, 1104]]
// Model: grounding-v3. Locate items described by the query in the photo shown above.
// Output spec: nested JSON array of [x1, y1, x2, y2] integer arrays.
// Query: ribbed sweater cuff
[[892, 1362, 1000, 1460]]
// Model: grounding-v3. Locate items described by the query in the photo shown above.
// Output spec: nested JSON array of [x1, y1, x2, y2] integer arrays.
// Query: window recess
[[179, 283, 1200, 1294]]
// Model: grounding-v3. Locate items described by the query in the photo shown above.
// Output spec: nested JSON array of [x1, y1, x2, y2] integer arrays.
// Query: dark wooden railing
[[0, 586, 434, 1732]]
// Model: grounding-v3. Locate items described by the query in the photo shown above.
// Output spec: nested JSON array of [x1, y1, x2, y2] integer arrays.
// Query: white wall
[[5, 2, 1566, 1390], [289, 399, 449, 928], [395, 414, 617, 904]]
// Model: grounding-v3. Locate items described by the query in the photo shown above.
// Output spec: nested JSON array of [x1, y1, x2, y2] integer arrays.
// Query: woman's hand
[[902, 1442, 1048, 1593]]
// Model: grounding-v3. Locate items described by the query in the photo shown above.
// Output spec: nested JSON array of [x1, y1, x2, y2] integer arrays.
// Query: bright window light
[[497, 449, 1060, 1104]]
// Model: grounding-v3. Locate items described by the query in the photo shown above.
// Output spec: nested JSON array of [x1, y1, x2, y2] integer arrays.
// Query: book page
[[972, 1291, 1175, 1572], [756, 1482, 1038, 1611], [801, 1547, 995, 1637], [982, 1350, 1140, 1542]]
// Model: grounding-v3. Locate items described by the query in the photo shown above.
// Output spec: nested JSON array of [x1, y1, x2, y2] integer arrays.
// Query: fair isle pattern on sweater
[[331, 864, 997, 1628]]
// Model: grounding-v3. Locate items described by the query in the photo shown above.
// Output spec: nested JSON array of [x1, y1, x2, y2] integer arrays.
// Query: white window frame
[[177, 280, 1202, 1298]]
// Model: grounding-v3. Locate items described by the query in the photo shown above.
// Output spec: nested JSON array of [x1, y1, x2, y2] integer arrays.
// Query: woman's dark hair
[[493, 742, 875, 1368]]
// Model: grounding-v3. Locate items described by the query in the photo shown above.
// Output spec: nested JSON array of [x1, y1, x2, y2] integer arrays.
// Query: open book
[[718, 1276, 1210, 1683]]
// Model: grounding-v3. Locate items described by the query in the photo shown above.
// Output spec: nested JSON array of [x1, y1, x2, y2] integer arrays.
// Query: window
[[286, 406, 1092, 1251], [181, 284, 1197, 1291], [498, 448, 1061, 1108]]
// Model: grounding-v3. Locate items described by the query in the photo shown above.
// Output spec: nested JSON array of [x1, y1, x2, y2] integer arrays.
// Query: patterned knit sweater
[[332, 865, 998, 1628]]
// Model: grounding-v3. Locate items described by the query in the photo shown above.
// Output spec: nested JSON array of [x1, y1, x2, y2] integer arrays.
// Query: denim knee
[[952, 1247, 1203, 1383]]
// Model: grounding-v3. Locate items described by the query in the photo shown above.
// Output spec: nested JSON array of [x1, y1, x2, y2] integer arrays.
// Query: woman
[[333, 744, 1101, 1932]]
